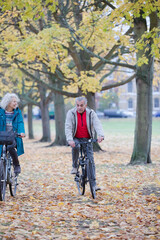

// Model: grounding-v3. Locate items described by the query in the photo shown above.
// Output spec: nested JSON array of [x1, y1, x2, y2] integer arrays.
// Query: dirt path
[[0, 137, 160, 239]]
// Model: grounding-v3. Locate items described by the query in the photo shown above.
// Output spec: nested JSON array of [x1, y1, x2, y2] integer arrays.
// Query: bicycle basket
[[0, 131, 15, 145]]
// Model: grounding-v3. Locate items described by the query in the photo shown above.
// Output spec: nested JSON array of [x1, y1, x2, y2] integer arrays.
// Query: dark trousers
[[72, 138, 96, 182], [7, 140, 19, 166]]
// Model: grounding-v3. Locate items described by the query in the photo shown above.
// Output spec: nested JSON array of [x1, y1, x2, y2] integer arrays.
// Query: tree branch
[[64, 20, 136, 70], [102, 73, 136, 90], [0, 63, 11, 68], [17, 64, 81, 98], [99, 64, 119, 83], [26, 20, 39, 34], [93, 27, 133, 73]]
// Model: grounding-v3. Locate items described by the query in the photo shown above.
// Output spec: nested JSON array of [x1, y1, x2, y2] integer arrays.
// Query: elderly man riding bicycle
[[65, 96, 104, 191]]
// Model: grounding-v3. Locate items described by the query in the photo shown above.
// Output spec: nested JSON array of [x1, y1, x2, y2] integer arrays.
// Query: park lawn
[[101, 117, 160, 137], [24, 117, 160, 164], [25, 117, 160, 138]]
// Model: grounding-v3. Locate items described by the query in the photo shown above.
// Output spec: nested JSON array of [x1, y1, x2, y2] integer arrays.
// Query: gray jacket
[[65, 107, 104, 142]]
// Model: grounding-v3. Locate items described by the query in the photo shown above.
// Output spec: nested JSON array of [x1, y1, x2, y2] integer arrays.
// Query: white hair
[[75, 96, 87, 104], [0, 93, 20, 110]]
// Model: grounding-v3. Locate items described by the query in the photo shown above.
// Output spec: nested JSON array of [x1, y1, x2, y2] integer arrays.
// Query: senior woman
[[0, 93, 25, 174]]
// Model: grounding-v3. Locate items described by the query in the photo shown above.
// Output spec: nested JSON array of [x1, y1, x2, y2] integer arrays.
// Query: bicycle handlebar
[[84, 139, 98, 143], [15, 133, 22, 138], [0, 131, 23, 146], [75, 139, 98, 146]]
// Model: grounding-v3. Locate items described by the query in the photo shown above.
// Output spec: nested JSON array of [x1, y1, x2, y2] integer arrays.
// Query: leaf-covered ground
[[0, 134, 160, 240]]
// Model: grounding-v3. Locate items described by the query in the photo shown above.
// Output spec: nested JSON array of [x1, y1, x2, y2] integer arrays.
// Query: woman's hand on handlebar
[[19, 133, 25, 138]]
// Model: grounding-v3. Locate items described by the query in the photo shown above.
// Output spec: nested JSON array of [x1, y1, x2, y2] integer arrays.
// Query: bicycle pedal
[[74, 176, 79, 181]]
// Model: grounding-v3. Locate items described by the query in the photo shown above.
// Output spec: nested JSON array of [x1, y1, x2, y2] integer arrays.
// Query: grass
[[101, 118, 135, 136], [24, 117, 160, 139], [101, 117, 160, 137], [152, 118, 160, 137]]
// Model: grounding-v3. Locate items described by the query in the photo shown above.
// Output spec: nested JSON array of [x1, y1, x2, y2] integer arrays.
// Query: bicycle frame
[[0, 131, 21, 201], [74, 139, 97, 199], [0, 144, 18, 201], [0, 145, 7, 200], [2, 145, 12, 183]]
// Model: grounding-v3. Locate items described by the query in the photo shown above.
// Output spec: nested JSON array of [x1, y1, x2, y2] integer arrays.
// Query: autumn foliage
[[0, 128, 159, 239]]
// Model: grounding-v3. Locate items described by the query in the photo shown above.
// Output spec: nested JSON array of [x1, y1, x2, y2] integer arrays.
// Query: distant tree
[[97, 92, 119, 111]]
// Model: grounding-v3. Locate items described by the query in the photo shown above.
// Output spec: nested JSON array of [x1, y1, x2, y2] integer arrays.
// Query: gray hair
[[75, 96, 87, 104], [0, 93, 20, 110]]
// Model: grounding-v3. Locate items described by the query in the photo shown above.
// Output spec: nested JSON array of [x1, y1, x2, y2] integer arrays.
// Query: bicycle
[[74, 139, 97, 199], [0, 131, 20, 201]]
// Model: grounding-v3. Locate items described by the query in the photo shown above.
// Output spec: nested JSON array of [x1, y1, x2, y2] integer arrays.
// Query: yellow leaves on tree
[[63, 70, 102, 94], [76, 11, 117, 52], [2, 20, 70, 73], [104, 0, 160, 65], [0, 0, 57, 20], [0, 0, 160, 97], [0, 66, 23, 97], [78, 71, 102, 94]]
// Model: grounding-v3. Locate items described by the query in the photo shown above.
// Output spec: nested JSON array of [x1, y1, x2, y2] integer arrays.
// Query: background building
[[96, 79, 160, 116], [118, 80, 160, 115]]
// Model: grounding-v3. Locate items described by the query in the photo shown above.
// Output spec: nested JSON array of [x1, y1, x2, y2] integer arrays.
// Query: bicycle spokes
[[0, 161, 7, 201], [9, 163, 18, 197], [74, 139, 97, 199], [75, 168, 85, 195]]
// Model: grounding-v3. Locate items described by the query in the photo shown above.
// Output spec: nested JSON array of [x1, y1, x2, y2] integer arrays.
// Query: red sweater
[[75, 111, 90, 138]]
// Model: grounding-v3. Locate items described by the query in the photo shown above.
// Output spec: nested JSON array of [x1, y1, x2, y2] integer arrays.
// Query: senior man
[[65, 96, 104, 190]]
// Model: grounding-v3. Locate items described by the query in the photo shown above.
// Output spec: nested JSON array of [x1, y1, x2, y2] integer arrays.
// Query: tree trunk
[[50, 91, 66, 146], [39, 85, 51, 142], [86, 92, 102, 152], [86, 92, 96, 110], [130, 14, 153, 165], [27, 104, 34, 139], [130, 73, 153, 164]]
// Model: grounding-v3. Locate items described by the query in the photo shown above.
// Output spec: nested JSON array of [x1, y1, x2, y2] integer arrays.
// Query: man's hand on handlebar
[[97, 136, 104, 143], [68, 137, 104, 147], [68, 140, 75, 148]]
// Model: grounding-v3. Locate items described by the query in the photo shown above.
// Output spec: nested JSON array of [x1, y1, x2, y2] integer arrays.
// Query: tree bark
[[86, 92, 96, 110], [39, 85, 51, 142], [86, 92, 103, 152], [130, 14, 153, 165], [27, 103, 34, 139], [50, 91, 66, 146]]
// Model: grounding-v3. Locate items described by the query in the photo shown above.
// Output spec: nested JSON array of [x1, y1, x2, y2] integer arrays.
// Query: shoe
[[71, 167, 77, 174], [95, 186, 101, 191], [14, 165, 21, 174]]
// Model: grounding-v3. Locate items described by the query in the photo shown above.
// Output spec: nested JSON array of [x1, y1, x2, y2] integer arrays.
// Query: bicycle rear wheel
[[75, 166, 86, 195], [87, 159, 96, 199], [9, 159, 18, 197], [0, 160, 6, 201]]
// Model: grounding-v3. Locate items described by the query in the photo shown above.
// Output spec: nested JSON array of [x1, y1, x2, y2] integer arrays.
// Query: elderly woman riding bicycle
[[0, 93, 25, 174]]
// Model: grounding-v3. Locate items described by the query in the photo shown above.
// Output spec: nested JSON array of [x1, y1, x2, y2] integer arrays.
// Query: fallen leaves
[[0, 133, 159, 240]]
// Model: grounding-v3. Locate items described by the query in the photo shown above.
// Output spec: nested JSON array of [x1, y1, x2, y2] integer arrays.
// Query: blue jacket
[[0, 107, 25, 156]]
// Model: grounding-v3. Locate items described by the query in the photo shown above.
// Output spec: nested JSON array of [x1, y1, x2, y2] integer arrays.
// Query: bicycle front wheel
[[9, 162, 18, 197], [87, 159, 96, 199], [0, 160, 6, 201], [75, 166, 86, 195]]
